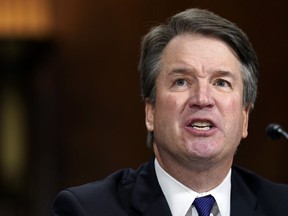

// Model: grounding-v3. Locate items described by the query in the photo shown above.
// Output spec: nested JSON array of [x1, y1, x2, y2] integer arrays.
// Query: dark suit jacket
[[52, 158, 288, 216]]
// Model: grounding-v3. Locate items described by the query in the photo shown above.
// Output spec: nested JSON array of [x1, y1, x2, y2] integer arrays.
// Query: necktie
[[193, 195, 215, 216]]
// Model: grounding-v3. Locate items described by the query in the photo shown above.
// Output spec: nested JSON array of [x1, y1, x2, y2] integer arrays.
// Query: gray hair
[[138, 8, 259, 148]]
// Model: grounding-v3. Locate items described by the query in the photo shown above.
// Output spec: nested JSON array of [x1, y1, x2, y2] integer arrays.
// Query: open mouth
[[190, 121, 213, 131]]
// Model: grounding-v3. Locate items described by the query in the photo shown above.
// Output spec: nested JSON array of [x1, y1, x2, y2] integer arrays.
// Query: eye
[[174, 79, 187, 86], [214, 79, 231, 88]]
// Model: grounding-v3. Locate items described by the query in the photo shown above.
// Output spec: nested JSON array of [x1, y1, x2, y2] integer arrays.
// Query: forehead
[[159, 34, 241, 76], [163, 33, 239, 61]]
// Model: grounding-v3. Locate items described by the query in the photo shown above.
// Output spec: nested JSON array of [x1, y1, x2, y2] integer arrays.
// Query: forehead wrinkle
[[167, 66, 236, 81], [167, 67, 194, 76], [213, 70, 235, 79]]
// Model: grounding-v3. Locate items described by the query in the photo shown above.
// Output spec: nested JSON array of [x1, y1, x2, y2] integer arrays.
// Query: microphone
[[266, 123, 288, 141]]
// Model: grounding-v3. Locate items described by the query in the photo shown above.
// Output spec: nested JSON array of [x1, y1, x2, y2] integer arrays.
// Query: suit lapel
[[142, 195, 172, 216], [128, 160, 269, 216], [231, 167, 266, 216], [129, 158, 172, 216]]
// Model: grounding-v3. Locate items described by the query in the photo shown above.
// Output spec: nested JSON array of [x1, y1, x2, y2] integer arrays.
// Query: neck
[[154, 148, 232, 193]]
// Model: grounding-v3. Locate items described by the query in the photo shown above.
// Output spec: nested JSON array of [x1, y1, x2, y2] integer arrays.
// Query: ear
[[145, 98, 154, 132], [242, 104, 251, 138]]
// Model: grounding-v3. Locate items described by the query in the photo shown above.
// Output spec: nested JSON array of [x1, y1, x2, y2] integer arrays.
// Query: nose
[[188, 82, 215, 109]]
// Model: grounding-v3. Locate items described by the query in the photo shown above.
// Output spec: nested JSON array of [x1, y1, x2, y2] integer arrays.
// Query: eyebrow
[[167, 67, 193, 76], [168, 67, 235, 78], [214, 70, 235, 78]]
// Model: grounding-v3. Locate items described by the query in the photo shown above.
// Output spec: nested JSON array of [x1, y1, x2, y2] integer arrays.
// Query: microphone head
[[266, 123, 283, 140]]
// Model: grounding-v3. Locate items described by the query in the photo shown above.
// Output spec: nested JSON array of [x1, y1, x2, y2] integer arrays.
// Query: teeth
[[191, 121, 212, 130]]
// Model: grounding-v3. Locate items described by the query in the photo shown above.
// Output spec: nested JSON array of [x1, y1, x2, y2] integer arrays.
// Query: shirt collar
[[155, 158, 231, 216]]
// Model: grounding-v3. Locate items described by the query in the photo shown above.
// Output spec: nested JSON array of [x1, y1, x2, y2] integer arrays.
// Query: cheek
[[217, 97, 237, 115], [156, 93, 179, 110], [155, 95, 175, 119], [219, 93, 243, 112], [218, 96, 245, 128], [229, 102, 248, 136], [154, 93, 184, 127]]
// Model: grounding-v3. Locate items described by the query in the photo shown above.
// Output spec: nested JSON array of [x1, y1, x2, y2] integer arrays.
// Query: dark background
[[0, 0, 287, 215]]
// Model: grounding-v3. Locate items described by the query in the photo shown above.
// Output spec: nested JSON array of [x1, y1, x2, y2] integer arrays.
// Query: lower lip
[[184, 126, 217, 137]]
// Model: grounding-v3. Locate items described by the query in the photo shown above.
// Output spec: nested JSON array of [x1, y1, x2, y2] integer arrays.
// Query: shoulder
[[232, 165, 288, 200], [66, 167, 138, 197], [231, 166, 288, 215], [232, 165, 288, 188], [65, 159, 156, 198], [52, 160, 158, 215]]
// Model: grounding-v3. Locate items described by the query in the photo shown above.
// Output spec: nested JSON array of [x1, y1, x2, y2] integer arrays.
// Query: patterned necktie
[[193, 195, 215, 216]]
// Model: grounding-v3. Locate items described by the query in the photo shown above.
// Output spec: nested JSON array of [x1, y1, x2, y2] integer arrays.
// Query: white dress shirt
[[154, 159, 231, 216]]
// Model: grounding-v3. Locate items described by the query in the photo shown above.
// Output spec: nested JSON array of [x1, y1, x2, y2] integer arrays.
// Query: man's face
[[145, 34, 250, 168]]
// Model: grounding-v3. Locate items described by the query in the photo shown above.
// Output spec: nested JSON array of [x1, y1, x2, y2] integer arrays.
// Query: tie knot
[[193, 195, 215, 216]]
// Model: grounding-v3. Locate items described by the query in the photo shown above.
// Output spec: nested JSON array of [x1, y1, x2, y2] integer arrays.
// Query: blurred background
[[0, 0, 287, 215]]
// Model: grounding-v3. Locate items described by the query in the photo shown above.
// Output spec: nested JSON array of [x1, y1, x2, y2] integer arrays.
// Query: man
[[52, 8, 288, 216]]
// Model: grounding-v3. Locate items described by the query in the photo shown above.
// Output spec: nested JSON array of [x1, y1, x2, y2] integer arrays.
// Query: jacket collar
[[130, 157, 172, 216], [127, 159, 267, 216], [231, 166, 266, 216]]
